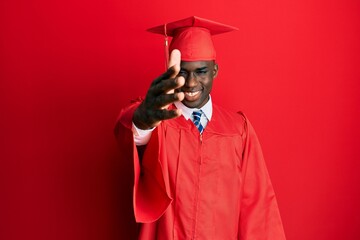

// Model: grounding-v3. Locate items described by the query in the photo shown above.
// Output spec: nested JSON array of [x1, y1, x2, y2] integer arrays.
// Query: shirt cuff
[[132, 122, 155, 146]]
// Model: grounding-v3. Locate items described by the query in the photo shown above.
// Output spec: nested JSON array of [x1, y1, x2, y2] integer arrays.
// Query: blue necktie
[[192, 110, 204, 134]]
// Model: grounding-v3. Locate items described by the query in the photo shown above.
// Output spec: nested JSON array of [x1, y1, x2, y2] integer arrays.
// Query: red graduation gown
[[115, 100, 286, 240]]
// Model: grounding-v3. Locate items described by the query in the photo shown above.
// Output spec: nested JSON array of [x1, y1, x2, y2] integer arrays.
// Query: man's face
[[177, 60, 218, 109]]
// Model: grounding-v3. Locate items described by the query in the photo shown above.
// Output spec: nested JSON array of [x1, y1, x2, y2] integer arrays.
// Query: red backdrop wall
[[1, 0, 360, 239]]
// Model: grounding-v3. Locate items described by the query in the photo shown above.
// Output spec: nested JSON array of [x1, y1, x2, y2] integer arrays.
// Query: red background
[[1, 0, 360, 239]]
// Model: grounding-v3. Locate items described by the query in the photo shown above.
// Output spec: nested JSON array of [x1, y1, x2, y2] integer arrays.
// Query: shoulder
[[211, 104, 247, 135], [213, 104, 247, 123]]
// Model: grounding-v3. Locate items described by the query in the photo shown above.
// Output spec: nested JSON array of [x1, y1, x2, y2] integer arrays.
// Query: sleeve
[[132, 122, 154, 146], [238, 114, 286, 240], [114, 99, 172, 223]]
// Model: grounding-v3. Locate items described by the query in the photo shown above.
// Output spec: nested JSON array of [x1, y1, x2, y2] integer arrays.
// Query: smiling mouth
[[183, 90, 201, 102], [184, 91, 200, 97]]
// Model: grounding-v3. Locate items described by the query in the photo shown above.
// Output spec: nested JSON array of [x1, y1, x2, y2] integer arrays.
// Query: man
[[115, 16, 286, 240]]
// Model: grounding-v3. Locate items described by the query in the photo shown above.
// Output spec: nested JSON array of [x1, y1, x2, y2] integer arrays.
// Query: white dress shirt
[[132, 97, 213, 146]]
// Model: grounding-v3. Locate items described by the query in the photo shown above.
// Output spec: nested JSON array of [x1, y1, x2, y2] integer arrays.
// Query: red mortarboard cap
[[147, 16, 238, 63]]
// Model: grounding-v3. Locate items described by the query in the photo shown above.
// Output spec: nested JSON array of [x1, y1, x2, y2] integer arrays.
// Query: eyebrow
[[196, 66, 208, 71], [180, 66, 208, 71]]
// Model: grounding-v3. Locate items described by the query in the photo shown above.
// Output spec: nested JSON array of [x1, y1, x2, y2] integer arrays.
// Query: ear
[[213, 63, 219, 78]]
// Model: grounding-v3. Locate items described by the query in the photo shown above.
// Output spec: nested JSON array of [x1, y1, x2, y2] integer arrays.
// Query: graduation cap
[[147, 16, 238, 67]]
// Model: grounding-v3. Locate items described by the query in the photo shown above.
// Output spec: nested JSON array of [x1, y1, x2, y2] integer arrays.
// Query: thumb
[[166, 49, 181, 95], [168, 49, 181, 77]]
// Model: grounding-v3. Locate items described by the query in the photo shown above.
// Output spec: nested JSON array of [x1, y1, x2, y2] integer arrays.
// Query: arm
[[114, 50, 185, 223], [115, 100, 172, 223]]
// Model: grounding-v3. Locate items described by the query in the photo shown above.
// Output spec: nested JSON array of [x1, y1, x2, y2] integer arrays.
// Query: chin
[[183, 100, 203, 109]]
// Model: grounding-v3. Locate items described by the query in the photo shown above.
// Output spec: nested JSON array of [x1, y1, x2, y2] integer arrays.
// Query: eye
[[179, 70, 187, 77], [196, 70, 208, 75]]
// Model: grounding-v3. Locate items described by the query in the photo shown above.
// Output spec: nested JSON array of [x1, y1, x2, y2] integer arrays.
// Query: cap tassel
[[164, 23, 169, 70]]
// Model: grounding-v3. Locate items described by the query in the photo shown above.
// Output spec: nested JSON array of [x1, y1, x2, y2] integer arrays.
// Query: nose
[[185, 72, 198, 88]]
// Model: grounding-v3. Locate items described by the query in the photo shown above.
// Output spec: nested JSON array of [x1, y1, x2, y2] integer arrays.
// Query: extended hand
[[133, 50, 185, 130]]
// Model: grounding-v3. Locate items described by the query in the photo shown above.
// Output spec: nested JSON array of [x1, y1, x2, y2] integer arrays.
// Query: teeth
[[185, 91, 200, 97]]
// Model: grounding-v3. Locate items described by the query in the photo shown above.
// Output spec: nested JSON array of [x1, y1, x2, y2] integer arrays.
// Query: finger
[[160, 91, 185, 110], [149, 76, 185, 96], [154, 108, 182, 121], [168, 49, 181, 71], [151, 50, 181, 86], [167, 49, 181, 94], [152, 92, 185, 109], [151, 64, 179, 87]]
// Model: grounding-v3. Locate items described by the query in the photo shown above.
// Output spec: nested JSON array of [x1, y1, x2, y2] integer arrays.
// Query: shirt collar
[[174, 96, 213, 121]]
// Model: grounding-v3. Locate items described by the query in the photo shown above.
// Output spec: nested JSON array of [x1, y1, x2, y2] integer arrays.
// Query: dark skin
[[133, 60, 218, 130], [178, 61, 218, 109]]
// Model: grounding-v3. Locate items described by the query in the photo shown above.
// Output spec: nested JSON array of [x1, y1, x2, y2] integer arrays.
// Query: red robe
[[115, 99, 286, 240]]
